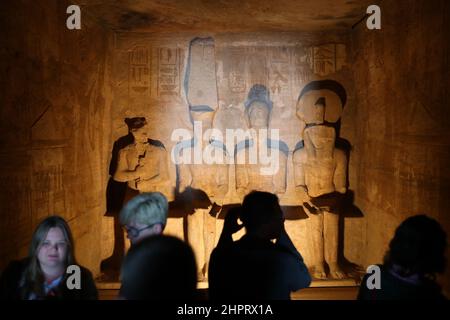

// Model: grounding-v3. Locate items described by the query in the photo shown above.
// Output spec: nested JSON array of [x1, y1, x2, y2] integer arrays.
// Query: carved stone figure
[[101, 117, 170, 280], [234, 85, 288, 199], [293, 81, 348, 279], [177, 37, 227, 280], [175, 111, 229, 281], [114, 117, 171, 198]]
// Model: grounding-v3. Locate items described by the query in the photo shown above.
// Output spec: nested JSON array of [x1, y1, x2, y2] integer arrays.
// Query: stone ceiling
[[78, 0, 374, 32]]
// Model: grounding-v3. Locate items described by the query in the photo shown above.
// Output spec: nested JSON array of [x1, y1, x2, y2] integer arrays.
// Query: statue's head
[[125, 117, 148, 144], [296, 80, 346, 125], [247, 100, 271, 129], [305, 125, 336, 150], [244, 84, 272, 129]]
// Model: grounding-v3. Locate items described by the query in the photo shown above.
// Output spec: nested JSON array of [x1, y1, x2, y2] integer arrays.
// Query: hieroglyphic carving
[[292, 46, 313, 91], [157, 48, 181, 97], [229, 70, 246, 93], [246, 47, 268, 88], [129, 46, 150, 95], [268, 47, 291, 98], [219, 46, 247, 105], [31, 148, 66, 222], [225, 47, 246, 93], [267, 46, 293, 139], [310, 44, 346, 76]]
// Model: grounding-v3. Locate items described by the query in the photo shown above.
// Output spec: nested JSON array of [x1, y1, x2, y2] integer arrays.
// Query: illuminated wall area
[[0, 0, 449, 295]]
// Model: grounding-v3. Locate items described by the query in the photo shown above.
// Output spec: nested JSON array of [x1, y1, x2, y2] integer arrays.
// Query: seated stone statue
[[173, 111, 229, 281], [293, 84, 348, 279], [234, 86, 288, 200], [114, 117, 171, 199], [293, 124, 347, 279]]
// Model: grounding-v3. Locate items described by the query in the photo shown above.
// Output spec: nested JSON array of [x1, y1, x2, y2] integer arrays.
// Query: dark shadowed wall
[[350, 0, 450, 294]]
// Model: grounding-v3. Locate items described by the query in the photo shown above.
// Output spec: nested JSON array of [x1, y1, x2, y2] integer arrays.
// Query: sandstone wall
[[350, 0, 450, 293]]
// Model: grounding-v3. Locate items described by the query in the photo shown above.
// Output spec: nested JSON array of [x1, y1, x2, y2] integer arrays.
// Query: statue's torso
[[235, 140, 288, 194], [178, 141, 229, 197], [303, 156, 336, 197], [123, 143, 166, 190]]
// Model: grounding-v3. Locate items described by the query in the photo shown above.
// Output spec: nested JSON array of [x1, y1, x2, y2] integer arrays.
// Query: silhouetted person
[[119, 235, 197, 300], [0, 216, 97, 300], [208, 191, 311, 300], [358, 214, 447, 300]]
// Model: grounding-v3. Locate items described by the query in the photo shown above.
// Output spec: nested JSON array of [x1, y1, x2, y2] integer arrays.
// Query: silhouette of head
[[120, 235, 197, 300], [240, 191, 284, 240], [384, 214, 447, 276]]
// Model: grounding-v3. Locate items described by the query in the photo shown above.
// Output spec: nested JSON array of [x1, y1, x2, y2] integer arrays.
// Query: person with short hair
[[120, 192, 169, 246], [0, 216, 98, 300]]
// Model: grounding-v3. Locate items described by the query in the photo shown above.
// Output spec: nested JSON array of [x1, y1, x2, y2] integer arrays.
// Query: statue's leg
[[100, 214, 124, 279], [114, 215, 125, 260], [309, 211, 326, 279], [123, 187, 138, 255], [324, 211, 345, 279], [215, 216, 224, 247], [188, 208, 206, 281]]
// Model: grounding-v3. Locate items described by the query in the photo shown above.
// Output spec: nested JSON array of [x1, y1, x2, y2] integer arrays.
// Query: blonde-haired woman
[[0, 216, 98, 300]]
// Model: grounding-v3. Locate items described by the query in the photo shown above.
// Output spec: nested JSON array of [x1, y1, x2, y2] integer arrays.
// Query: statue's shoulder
[[293, 142, 306, 163], [293, 140, 304, 152], [267, 138, 289, 156]]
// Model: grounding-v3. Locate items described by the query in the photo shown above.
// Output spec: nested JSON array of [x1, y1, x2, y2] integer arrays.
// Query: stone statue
[[234, 85, 289, 199], [293, 80, 348, 279], [114, 117, 171, 199], [177, 37, 228, 280], [175, 111, 229, 281], [101, 117, 170, 280]]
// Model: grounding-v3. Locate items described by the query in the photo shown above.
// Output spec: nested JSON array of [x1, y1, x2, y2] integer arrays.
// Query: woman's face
[[37, 227, 68, 269]]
